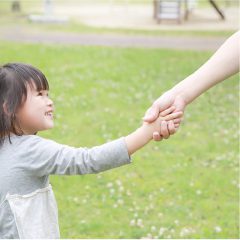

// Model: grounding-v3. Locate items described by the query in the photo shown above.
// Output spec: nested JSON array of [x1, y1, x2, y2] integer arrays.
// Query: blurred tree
[[11, 0, 21, 12]]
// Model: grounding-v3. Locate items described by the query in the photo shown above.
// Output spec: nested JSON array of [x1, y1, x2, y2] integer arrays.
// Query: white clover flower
[[106, 182, 113, 188], [214, 226, 222, 233], [148, 194, 153, 200], [159, 227, 167, 236], [149, 203, 154, 209], [151, 226, 157, 232], [116, 179, 122, 186], [174, 219, 179, 225], [158, 212, 163, 218], [110, 188, 115, 194], [117, 199, 124, 205], [137, 219, 144, 228], [137, 218, 143, 224], [160, 188, 165, 193], [196, 190, 202, 195], [231, 180, 237, 185], [179, 228, 189, 237], [179, 227, 195, 237], [126, 190, 132, 196], [146, 233, 152, 239], [178, 195, 182, 200], [130, 219, 135, 226]]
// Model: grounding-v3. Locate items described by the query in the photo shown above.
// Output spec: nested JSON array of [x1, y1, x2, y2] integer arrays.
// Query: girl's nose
[[47, 98, 54, 106]]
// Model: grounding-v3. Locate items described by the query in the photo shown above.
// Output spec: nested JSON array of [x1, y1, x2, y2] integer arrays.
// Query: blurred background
[[0, 0, 238, 35], [0, 0, 239, 239]]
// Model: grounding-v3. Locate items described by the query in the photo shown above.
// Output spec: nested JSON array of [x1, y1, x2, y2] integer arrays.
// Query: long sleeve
[[16, 135, 131, 177]]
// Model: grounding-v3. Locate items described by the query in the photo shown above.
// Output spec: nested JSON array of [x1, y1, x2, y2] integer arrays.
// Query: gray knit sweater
[[0, 134, 131, 238]]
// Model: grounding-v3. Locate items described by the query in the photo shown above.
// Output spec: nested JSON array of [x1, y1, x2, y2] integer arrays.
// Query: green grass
[[0, 41, 239, 238]]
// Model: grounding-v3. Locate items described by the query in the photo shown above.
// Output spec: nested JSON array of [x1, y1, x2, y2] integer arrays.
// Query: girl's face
[[16, 84, 54, 135]]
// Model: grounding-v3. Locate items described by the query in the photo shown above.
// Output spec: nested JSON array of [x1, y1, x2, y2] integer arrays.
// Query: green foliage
[[1, 42, 238, 238]]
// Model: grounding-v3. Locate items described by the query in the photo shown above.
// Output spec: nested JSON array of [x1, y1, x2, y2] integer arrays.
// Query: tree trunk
[[11, 1, 21, 12]]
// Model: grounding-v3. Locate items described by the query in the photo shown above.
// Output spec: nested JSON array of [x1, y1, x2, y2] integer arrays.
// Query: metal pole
[[44, 0, 53, 16]]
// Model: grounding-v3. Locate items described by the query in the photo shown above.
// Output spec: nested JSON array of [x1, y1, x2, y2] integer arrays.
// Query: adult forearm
[[172, 31, 239, 105]]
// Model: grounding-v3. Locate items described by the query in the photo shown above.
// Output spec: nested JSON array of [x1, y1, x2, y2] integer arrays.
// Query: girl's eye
[[37, 91, 50, 97]]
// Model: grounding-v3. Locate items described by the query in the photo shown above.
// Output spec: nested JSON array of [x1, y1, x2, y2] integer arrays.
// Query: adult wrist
[[171, 86, 190, 106]]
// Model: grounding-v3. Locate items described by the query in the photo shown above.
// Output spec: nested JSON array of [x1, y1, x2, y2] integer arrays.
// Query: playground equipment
[[153, 0, 225, 23]]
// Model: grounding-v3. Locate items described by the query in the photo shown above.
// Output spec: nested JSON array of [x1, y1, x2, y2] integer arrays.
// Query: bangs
[[28, 71, 49, 92], [4, 62, 49, 92], [1, 62, 50, 107], [15, 63, 49, 92]]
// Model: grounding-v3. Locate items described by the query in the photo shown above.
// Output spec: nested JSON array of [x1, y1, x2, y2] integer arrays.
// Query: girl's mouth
[[45, 111, 53, 118]]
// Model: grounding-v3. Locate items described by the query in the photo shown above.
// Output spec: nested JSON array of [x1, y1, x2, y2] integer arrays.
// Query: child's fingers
[[168, 120, 175, 135], [153, 132, 162, 141], [173, 118, 181, 124], [174, 124, 180, 128], [159, 106, 175, 117], [160, 121, 170, 139], [163, 111, 183, 121]]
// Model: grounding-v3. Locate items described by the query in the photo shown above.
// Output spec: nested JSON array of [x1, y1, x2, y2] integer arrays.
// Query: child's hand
[[125, 111, 183, 156], [141, 111, 183, 141]]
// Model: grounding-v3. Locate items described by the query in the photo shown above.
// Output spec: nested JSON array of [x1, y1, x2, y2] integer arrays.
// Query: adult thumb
[[143, 103, 160, 123]]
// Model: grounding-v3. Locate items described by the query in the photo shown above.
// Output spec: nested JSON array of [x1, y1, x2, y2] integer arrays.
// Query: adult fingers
[[143, 102, 161, 123], [159, 106, 175, 117], [163, 111, 183, 121]]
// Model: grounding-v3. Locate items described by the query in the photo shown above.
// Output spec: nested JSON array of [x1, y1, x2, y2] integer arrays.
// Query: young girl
[[0, 63, 182, 238]]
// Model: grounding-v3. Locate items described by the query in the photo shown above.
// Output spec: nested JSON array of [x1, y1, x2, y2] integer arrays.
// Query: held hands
[[143, 91, 187, 141], [142, 109, 183, 141], [124, 109, 183, 156]]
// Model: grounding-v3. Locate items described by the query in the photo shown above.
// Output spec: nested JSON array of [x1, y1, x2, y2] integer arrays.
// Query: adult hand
[[143, 32, 239, 141], [143, 90, 187, 141]]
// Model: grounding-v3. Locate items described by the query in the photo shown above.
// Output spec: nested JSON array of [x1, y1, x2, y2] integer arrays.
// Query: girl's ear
[[2, 102, 8, 115], [2, 102, 11, 117]]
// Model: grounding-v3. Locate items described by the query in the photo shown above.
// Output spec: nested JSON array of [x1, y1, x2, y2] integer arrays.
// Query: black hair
[[0, 63, 49, 146]]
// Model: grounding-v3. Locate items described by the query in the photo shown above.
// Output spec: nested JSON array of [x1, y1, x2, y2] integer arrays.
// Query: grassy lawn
[[0, 41, 239, 238]]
